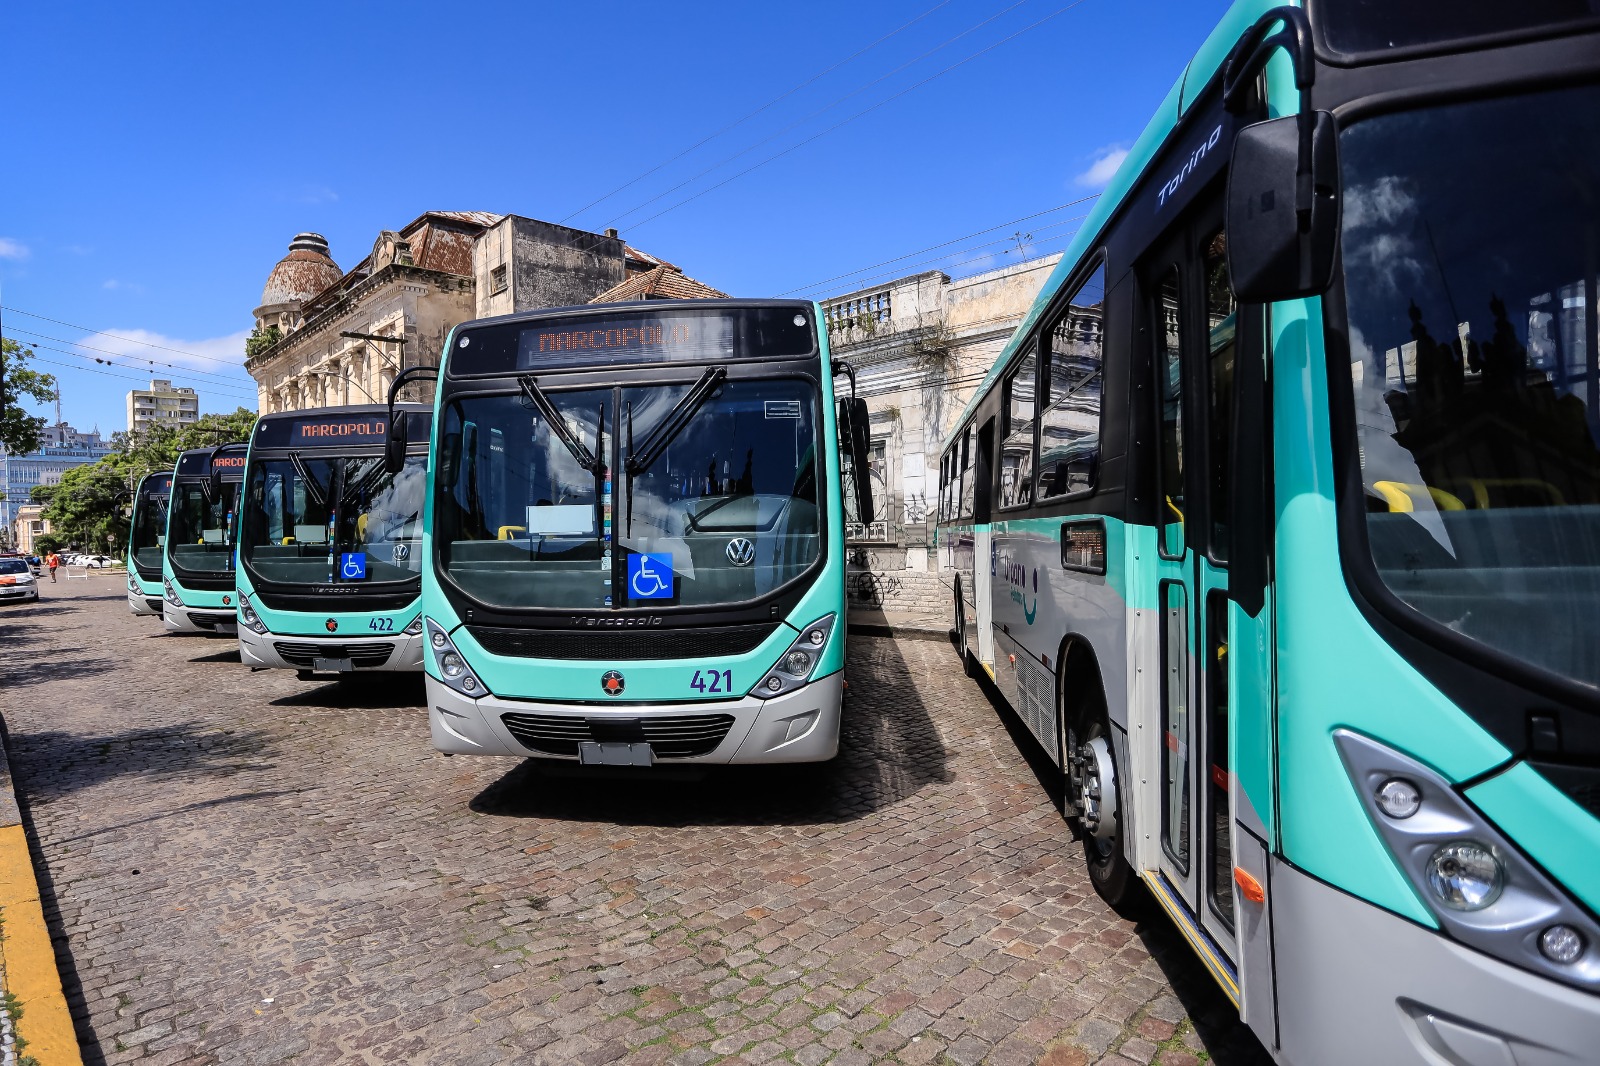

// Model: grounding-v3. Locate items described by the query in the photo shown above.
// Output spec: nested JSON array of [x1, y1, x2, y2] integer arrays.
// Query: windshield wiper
[[519, 375, 601, 473], [623, 366, 726, 537], [288, 452, 328, 508]]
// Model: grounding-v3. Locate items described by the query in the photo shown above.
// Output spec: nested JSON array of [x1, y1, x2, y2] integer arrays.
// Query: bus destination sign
[[254, 411, 430, 449], [518, 314, 733, 367]]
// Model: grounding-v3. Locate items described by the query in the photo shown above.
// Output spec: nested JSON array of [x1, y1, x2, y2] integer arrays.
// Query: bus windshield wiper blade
[[625, 366, 726, 476], [519, 375, 601, 473], [288, 452, 328, 507]]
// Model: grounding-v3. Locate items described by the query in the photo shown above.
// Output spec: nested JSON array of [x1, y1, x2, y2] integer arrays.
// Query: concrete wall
[[473, 216, 629, 320]]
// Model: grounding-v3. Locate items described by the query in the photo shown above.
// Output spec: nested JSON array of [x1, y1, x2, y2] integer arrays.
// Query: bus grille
[[274, 642, 395, 668], [500, 713, 737, 759], [467, 625, 776, 661]]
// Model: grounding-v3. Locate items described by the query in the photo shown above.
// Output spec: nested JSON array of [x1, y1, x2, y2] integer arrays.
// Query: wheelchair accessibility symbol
[[628, 552, 673, 600], [340, 552, 368, 580]]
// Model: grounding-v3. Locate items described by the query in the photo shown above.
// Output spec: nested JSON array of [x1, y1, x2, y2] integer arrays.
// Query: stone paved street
[[0, 581, 1269, 1066]]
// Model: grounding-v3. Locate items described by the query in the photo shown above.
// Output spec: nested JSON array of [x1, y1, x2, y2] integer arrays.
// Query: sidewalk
[[847, 603, 950, 641], [0, 720, 83, 1066]]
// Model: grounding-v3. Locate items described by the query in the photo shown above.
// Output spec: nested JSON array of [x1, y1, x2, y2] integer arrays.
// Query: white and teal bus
[[125, 470, 171, 617], [939, 1, 1600, 1060], [234, 405, 431, 677], [162, 443, 248, 635], [387, 299, 871, 766]]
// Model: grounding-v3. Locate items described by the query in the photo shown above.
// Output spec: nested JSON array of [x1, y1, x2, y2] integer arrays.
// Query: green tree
[[0, 338, 59, 456], [32, 533, 63, 556]]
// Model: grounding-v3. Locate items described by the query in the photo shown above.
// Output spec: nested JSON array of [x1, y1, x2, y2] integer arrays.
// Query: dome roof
[[258, 232, 341, 309]]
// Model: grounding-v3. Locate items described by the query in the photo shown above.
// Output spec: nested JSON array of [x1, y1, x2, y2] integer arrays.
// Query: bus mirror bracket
[[1220, 6, 1339, 303], [385, 366, 438, 474]]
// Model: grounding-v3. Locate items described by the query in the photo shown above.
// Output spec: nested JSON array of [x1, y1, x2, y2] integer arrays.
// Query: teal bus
[[938, 1, 1600, 1059], [385, 298, 871, 765], [125, 470, 171, 617], [234, 404, 431, 677], [162, 443, 248, 635]]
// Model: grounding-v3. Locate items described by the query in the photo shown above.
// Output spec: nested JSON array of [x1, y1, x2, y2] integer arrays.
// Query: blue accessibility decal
[[627, 552, 674, 600], [339, 552, 368, 580]]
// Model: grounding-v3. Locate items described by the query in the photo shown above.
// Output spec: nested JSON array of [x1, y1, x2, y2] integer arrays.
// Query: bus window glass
[[1341, 83, 1600, 691], [1205, 231, 1236, 562], [959, 425, 975, 519], [1040, 265, 1106, 499], [131, 480, 170, 572], [168, 482, 241, 574], [1000, 347, 1038, 508], [1162, 581, 1191, 869], [1156, 268, 1185, 558]]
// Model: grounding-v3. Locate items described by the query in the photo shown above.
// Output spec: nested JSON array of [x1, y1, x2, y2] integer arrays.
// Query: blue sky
[[1, 0, 1228, 437]]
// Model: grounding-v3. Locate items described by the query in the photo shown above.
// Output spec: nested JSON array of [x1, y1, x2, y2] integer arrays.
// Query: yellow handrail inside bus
[[497, 525, 527, 540], [1372, 481, 1466, 513]]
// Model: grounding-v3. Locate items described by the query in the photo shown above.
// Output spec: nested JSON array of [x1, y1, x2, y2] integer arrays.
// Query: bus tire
[[1077, 713, 1140, 915]]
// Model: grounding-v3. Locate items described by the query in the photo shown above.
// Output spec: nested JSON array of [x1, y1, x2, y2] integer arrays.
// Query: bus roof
[[940, 0, 1285, 454]]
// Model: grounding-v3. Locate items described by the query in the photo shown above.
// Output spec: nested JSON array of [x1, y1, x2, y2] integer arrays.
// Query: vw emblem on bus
[[601, 670, 626, 696], [325, 618, 339, 633], [392, 543, 410, 563], [725, 538, 755, 567]]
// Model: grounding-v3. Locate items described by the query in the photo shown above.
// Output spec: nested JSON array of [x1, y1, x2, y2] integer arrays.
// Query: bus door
[[974, 417, 997, 673], [1141, 198, 1239, 961]]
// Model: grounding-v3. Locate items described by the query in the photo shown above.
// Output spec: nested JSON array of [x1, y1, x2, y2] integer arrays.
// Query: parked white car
[[0, 557, 40, 603]]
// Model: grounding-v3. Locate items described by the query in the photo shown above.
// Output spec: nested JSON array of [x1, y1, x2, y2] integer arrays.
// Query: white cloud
[[1075, 145, 1129, 189], [0, 237, 30, 260], [102, 279, 146, 293], [294, 185, 339, 205], [79, 327, 253, 375]]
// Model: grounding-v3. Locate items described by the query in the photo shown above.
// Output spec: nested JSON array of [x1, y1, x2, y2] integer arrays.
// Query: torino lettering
[[538, 323, 694, 353], [1157, 123, 1223, 209]]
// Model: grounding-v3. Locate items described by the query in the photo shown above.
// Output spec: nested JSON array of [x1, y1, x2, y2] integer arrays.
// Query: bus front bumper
[[238, 627, 424, 672], [127, 588, 162, 616], [1274, 860, 1600, 1065], [426, 671, 843, 764], [164, 606, 237, 635]]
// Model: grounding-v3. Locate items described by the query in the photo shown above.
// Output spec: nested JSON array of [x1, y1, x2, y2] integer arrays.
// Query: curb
[[0, 721, 84, 1066]]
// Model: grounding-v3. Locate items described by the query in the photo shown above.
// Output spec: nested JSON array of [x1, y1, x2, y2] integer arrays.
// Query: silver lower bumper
[[1273, 860, 1600, 1065], [163, 606, 237, 635], [237, 627, 424, 672], [128, 588, 160, 616], [427, 671, 844, 764]]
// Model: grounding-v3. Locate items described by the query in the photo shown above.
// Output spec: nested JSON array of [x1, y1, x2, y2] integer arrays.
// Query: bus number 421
[[690, 669, 733, 694]]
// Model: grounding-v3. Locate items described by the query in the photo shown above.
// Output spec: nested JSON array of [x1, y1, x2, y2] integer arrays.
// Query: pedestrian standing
[[46, 551, 59, 582]]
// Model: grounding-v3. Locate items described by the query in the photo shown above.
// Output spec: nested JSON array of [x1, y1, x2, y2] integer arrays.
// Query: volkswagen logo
[[325, 618, 339, 633], [725, 538, 755, 567], [601, 670, 626, 696], [392, 543, 410, 562]]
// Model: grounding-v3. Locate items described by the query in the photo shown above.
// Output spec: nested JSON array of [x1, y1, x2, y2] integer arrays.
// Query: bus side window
[[1040, 264, 1107, 499], [959, 425, 976, 519], [1000, 346, 1038, 509]]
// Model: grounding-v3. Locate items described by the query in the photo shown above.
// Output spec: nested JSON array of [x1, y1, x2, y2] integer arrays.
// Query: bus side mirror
[[384, 415, 408, 474], [1226, 110, 1339, 303], [838, 397, 875, 525]]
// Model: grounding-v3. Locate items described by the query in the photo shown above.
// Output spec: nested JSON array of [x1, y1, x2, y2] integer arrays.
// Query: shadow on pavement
[[269, 673, 425, 709], [1134, 918, 1274, 1064], [5, 720, 280, 805], [0, 603, 79, 619], [0, 655, 116, 689], [470, 634, 949, 826], [189, 647, 242, 663]]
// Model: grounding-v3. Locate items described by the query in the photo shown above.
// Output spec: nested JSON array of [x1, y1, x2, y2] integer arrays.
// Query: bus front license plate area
[[578, 741, 655, 767], [313, 657, 354, 673]]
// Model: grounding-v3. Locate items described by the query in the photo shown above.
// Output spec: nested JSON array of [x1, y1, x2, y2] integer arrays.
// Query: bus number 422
[[690, 669, 733, 694]]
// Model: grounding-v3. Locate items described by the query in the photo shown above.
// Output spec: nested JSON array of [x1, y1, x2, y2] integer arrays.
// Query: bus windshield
[[1340, 81, 1600, 690], [241, 455, 426, 585], [435, 377, 822, 610], [168, 480, 241, 575], [131, 476, 170, 573]]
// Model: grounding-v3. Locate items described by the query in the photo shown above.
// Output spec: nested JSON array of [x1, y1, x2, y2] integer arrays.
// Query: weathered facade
[[247, 213, 711, 413], [822, 253, 1061, 553]]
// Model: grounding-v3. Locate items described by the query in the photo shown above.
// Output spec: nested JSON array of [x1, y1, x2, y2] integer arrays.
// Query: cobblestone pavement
[[0, 582, 1270, 1066]]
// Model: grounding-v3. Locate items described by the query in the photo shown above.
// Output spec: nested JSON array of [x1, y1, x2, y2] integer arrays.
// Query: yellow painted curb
[[0, 823, 84, 1066]]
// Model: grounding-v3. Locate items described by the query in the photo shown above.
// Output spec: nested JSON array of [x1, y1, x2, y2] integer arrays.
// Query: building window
[[490, 264, 508, 295]]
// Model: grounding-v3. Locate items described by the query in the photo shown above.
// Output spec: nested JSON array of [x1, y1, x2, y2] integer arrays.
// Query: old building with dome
[[245, 212, 715, 413]]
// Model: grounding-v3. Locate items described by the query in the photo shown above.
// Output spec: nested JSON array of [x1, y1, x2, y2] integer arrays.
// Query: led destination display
[[253, 411, 432, 449]]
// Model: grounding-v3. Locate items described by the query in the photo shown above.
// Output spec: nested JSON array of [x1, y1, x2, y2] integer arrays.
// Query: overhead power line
[[23, 342, 257, 399], [776, 196, 1098, 297], [1, 306, 248, 370], [624, 0, 1096, 233], [7, 328, 259, 389], [561, 0, 956, 226]]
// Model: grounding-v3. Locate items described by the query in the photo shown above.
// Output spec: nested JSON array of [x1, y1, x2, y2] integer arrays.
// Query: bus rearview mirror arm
[[385, 366, 439, 474]]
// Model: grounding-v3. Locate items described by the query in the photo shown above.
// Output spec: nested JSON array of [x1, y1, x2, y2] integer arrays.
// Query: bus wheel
[[1078, 718, 1138, 913]]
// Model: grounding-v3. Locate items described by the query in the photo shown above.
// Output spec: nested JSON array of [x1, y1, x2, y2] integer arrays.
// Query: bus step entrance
[[578, 741, 655, 767]]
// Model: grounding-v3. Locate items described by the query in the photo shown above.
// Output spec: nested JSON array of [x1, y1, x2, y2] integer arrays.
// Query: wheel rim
[[1078, 734, 1119, 859]]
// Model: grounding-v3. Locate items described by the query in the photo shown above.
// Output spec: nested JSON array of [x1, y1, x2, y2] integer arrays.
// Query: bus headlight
[[237, 593, 269, 635], [403, 614, 424, 636], [1335, 729, 1600, 993], [1425, 841, 1503, 911], [424, 617, 484, 698], [163, 577, 184, 607], [128, 573, 139, 593], [752, 614, 835, 700]]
